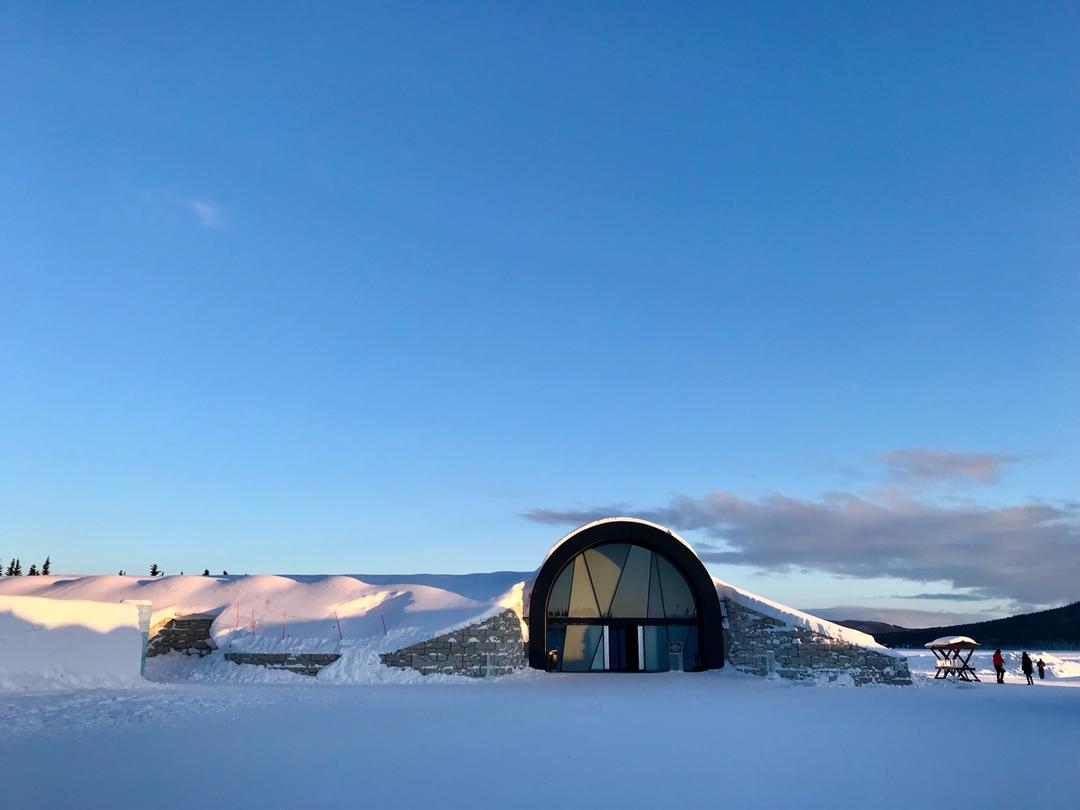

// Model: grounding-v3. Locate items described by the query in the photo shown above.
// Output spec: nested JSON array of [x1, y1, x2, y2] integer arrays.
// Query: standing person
[[1037, 658, 1046, 680], [1021, 651, 1034, 685], [993, 648, 1006, 684]]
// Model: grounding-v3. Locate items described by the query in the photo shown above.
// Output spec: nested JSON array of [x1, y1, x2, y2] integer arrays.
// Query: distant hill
[[833, 619, 907, 636], [875, 601, 1080, 649]]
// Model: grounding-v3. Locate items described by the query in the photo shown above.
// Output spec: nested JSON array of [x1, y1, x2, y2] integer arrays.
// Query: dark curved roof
[[526, 517, 725, 670]]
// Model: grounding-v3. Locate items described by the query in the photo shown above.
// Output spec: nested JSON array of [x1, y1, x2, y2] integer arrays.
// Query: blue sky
[[2, 4, 1078, 619]]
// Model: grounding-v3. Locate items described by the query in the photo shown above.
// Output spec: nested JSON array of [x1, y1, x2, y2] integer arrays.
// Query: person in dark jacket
[[1021, 651, 1034, 685], [993, 648, 1006, 683], [1037, 658, 1046, 680]]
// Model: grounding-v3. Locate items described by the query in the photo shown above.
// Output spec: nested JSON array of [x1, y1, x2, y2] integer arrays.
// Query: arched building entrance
[[527, 518, 724, 672]]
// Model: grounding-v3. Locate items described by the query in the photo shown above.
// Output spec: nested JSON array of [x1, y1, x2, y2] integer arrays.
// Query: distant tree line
[[0, 557, 232, 578], [876, 600, 1080, 650], [2, 556, 50, 576], [144, 565, 230, 577]]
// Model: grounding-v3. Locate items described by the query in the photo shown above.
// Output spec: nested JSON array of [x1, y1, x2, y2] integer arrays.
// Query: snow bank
[[0, 573, 529, 665], [1004, 651, 1080, 679], [713, 577, 900, 654], [0, 596, 145, 690]]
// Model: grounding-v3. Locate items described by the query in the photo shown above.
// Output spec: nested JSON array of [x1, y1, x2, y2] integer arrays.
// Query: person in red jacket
[[993, 648, 1005, 683]]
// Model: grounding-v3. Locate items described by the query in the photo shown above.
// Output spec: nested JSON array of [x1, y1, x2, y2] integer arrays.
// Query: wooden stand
[[928, 642, 980, 682]]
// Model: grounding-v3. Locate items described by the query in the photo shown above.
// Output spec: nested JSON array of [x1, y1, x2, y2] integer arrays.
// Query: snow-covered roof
[[541, 516, 699, 564], [713, 577, 902, 655], [924, 636, 978, 649], [0, 572, 529, 656]]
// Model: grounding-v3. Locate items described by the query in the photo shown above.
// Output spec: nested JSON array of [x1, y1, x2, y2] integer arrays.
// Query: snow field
[[2, 669, 1078, 810]]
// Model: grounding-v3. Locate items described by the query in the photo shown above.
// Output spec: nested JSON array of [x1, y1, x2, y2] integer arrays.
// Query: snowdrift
[[0, 572, 526, 636], [0, 596, 145, 690], [0, 573, 530, 681]]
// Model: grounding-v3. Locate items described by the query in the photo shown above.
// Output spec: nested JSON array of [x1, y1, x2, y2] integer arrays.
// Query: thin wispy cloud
[[523, 460, 1080, 606], [878, 448, 1018, 485], [893, 592, 986, 602], [183, 198, 227, 229]]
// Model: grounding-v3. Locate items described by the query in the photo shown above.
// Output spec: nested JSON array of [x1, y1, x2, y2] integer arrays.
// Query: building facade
[[381, 517, 914, 685]]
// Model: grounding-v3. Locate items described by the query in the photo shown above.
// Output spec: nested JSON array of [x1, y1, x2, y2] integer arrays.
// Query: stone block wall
[[380, 609, 526, 677], [146, 614, 216, 657], [224, 652, 341, 676], [722, 598, 911, 686]]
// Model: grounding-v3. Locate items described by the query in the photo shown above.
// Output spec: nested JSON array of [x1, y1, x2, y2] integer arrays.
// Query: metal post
[[122, 600, 153, 677]]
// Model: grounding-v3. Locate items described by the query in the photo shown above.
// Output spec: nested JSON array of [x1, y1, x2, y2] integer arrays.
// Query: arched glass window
[[545, 542, 701, 672], [546, 543, 698, 620]]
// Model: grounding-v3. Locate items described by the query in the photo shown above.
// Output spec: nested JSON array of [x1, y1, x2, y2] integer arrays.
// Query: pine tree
[[13, 559, 21, 576], [149, 563, 159, 576], [41, 556, 51, 575], [202, 568, 210, 576], [118, 569, 126, 576], [4, 559, 14, 577], [27, 564, 38, 576], [222, 570, 228, 576]]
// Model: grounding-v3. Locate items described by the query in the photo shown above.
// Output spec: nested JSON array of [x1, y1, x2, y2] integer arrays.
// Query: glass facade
[[545, 542, 702, 672]]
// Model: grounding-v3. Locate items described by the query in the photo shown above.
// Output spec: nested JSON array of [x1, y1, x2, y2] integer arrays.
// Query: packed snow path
[[3, 671, 1078, 809]]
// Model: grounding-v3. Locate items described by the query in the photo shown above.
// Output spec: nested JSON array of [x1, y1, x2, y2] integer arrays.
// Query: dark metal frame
[[929, 645, 980, 681], [528, 520, 725, 671]]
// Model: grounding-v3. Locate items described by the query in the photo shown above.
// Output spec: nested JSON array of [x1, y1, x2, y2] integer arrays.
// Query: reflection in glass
[[683, 625, 700, 670], [657, 555, 696, 617], [584, 544, 629, 616], [567, 555, 600, 617], [590, 628, 607, 671], [562, 624, 605, 672], [647, 554, 665, 618], [609, 545, 651, 617], [643, 625, 669, 672], [547, 561, 574, 618]]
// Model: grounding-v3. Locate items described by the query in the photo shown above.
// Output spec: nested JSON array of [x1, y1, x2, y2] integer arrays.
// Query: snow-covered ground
[[2, 653, 1078, 809], [3, 575, 1077, 809]]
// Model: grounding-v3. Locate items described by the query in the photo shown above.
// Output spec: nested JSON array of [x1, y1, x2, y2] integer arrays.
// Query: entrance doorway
[[609, 625, 642, 672], [546, 620, 699, 672]]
